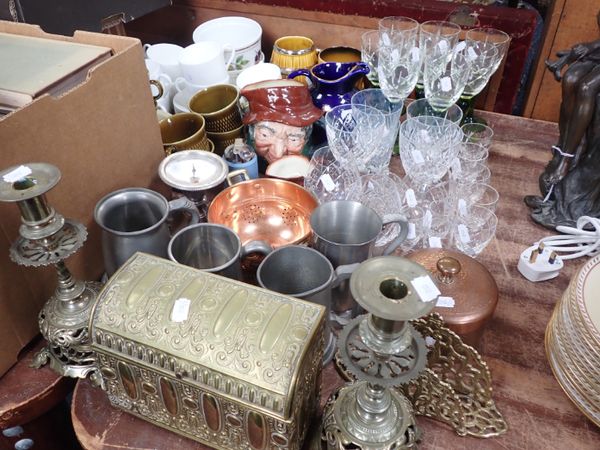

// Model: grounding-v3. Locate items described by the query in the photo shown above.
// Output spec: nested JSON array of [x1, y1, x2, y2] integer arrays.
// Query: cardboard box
[[0, 20, 165, 376]]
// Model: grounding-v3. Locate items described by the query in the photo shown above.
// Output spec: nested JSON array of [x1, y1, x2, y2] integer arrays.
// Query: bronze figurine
[[525, 11, 600, 228]]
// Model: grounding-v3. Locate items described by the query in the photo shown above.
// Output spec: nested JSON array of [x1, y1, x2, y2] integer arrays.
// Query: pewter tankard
[[94, 187, 200, 276], [256, 245, 357, 365], [309, 200, 408, 322], [168, 223, 272, 280]]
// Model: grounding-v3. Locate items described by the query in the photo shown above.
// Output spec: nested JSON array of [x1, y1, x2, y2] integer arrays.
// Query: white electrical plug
[[517, 244, 564, 282]]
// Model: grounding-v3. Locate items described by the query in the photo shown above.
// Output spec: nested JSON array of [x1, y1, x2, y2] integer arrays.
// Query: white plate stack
[[546, 254, 600, 426]]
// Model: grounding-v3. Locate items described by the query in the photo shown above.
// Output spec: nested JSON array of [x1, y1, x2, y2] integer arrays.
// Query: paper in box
[[0, 20, 165, 376]]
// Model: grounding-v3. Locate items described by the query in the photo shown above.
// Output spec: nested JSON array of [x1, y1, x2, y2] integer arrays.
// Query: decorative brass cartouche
[[0, 163, 101, 378], [323, 256, 436, 449]]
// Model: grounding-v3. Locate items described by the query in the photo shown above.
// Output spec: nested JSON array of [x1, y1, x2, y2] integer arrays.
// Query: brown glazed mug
[[159, 112, 212, 155], [188, 84, 242, 133], [207, 125, 245, 156]]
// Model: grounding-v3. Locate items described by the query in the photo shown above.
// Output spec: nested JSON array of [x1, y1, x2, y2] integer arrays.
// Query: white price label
[[411, 47, 421, 62], [451, 157, 462, 173], [458, 198, 468, 216], [171, 297, 191, 323], [3, 165, 32, 183], [381, 32, 391, 46], [319, 173, 337, 192], [440, 76, 452, 92], [436, 296, 455, 308], [411, 275, 441, 303], [412, 150, 425, 164], [437, 40, 449, 53], [405, 188, 418, 207], [454, 41, 467, 54], [407, 222, 416, 240], [428, 236, 442, 248], [425, 336, 437, 347], [467, 46, 478, 61], [423, 209, 433, 228], [458, 224, 471, 243]]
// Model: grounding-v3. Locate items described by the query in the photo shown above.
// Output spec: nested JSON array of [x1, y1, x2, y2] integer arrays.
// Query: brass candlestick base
[[322, 381, 419, 450], [0, 163, 102, 378], [336, 313, 508, 438], [322, 257, 439, 449]]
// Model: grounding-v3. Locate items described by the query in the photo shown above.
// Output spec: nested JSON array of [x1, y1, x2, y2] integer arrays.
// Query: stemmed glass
[[453, 205, 498, 256], [361, 30, 380, 86], [417, 20, 462, 97], [423, 46, 471, 112], [325, 104, 389, 173], [377, 16, 421, 103], [398, 116, 462, 191], [459, 28, 510, 123], [303, 145, 362, 203], [351, 88, 403, 157]]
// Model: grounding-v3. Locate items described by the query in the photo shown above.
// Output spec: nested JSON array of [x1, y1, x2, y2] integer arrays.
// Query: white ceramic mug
[[179, 42, 235, 86], [145, 59, 173, 113], [144, 43, 183, 80]]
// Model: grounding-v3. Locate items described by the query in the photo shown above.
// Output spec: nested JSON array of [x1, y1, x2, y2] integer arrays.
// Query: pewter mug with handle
[[94, 187, 200, 276], [310, 200, 408, 319]]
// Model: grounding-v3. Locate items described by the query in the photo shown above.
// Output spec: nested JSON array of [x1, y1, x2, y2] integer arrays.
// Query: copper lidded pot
[[409, 248, 498, 349]]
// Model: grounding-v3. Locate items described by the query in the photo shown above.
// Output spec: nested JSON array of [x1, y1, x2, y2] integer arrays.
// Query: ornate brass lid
[[350, 256, 438, 321], [408, 249, 498, 334], [90, 253, 325, 417]]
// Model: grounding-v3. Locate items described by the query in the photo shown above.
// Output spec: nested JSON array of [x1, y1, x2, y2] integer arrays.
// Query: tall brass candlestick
[[0, 163, 102, 378]]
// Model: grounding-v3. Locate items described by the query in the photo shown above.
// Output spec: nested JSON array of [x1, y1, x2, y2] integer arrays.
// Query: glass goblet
[[398, 116, 463, 190], [417, 20, 461, 97], [361, 30, 380, 86], [303, 145, 362, 203], [351, 88, 403, 156], [461, 123, 494, 150], [423, 47, 471, 112], [406, 98, 463, 124], [377, 16, 421, 102], [453, 204, 498, 257], [460, 28, 510, 123]]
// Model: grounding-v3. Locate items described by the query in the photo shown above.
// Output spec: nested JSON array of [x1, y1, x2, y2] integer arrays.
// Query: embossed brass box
[[89, 253, 325, 449]]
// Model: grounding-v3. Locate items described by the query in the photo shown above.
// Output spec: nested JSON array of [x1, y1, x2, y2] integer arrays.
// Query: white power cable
[[537, 216, 600, 260]]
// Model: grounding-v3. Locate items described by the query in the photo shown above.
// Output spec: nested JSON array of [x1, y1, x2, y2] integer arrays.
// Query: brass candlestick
[[323, 256, 437, 449], [334, 256, 508, 439], [0, 163, 102, 378]]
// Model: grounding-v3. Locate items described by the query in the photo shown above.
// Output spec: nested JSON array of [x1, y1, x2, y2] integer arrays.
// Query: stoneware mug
[[159, 112, 212, 155], [188, 84, 242, 133], [94, 187, 200, 277]]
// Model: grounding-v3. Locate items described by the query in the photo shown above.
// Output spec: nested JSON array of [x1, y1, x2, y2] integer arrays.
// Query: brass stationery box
[[89, 253, 325, 450]]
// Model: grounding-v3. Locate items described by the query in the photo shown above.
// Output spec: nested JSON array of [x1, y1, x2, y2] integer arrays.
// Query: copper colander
[[207, 178, 318, 248]]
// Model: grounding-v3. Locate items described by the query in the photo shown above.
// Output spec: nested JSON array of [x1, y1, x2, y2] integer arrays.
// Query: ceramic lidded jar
[[240, 79, 323, 166], [158, 149, 228, 219], [408, 248, 498, 349]]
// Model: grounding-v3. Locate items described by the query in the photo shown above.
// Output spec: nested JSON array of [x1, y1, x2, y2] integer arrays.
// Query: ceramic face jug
[[288, 61, 370, 112], [241, 79, 323, 164]]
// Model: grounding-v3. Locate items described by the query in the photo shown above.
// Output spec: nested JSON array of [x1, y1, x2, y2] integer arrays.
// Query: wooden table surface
[[0, 339, 74, 429], [71, 111, 600, 449]]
